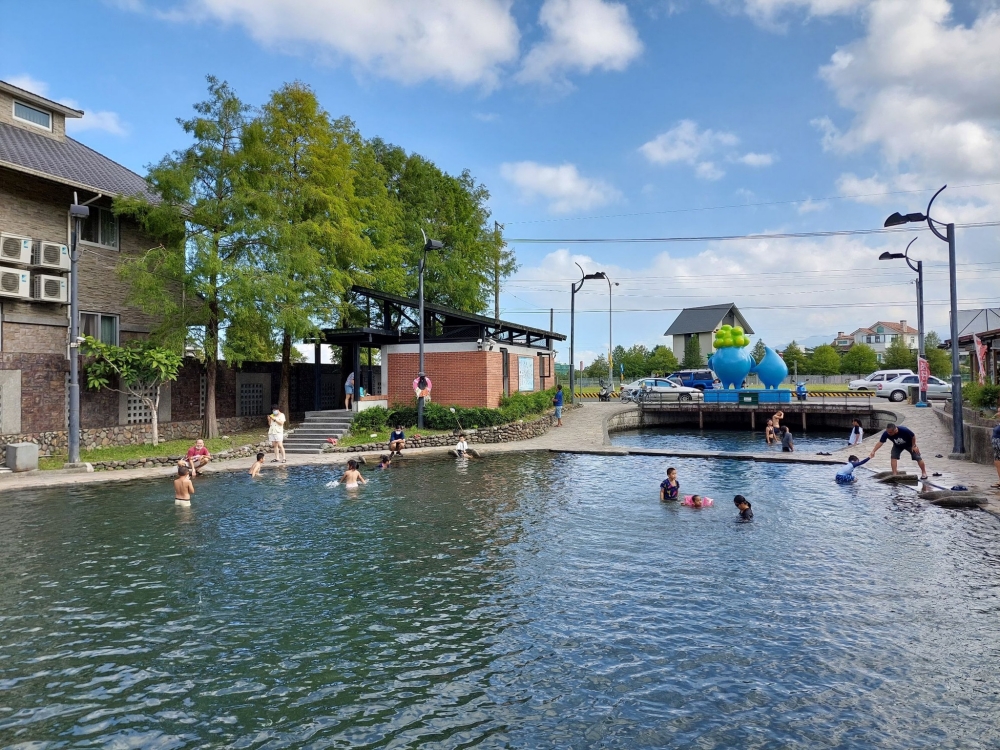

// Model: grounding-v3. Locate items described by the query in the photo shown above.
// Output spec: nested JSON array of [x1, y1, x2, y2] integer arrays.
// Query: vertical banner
[[973, 333, 987, 385], [918, 356, 930, 392]]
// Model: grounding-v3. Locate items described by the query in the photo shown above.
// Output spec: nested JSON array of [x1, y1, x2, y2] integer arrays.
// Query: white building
[[838, 320, 918, 363]]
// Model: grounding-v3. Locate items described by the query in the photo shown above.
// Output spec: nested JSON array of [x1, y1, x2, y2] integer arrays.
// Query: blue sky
[[4, 0, 999, 366]]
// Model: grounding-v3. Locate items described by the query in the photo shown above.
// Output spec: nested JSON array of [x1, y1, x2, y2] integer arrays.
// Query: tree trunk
[[148, 385, 160, 447], [203, 297, 220, 439], [279, 330, 292, 418]]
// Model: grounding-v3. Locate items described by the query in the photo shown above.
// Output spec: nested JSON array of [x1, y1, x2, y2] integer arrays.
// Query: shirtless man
[[174, 465, 195, 503]]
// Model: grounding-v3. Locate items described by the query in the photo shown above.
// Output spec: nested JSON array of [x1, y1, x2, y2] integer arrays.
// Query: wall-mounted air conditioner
[[32, 273, 68, 303], [0, 233, 32, 266], [32, 240, 70, 271], [0, 265, 31, 299]]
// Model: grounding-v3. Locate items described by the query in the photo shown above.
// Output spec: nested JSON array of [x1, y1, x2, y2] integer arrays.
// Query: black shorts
[[890, 444, 921, 461]]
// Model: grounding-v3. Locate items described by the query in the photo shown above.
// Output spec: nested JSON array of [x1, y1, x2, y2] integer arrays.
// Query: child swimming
[[337, 459, 367, 489], [174, 464, 195, 503], [249, 452, 265, 477], [378, 454, 391, 470], [836, 454, 870, 484], [734, 495, 753, 521], [659, 467, 680, 502], [683, 494, 713, 507]]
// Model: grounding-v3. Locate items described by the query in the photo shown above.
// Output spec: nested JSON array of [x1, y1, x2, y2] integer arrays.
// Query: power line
[[506, 220, 1000, 245], [503, 181, 1000, 225], [507, 297, 1000, 314]]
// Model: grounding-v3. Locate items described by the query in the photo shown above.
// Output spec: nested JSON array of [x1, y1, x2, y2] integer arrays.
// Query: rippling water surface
[[2, 453, 1000, 748], [612, 427, 851, 453]]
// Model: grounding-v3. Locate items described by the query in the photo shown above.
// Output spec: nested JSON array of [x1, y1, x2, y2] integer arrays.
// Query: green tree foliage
[[841, 343, 878, 374], [925, 347, 951, 378], [583, 355, 609, 378], [682, 336, 703, 368], [781, 341, 807, 375], [117, 76, 257, 438], [750, 339, 767, 364], [370, 138, 515, 315], [924, 330, 941, 349], [648, 345, 679, 375], [883, 336, 916, 369], [807, 344, 842, 376], [82, 337, 183, 446]]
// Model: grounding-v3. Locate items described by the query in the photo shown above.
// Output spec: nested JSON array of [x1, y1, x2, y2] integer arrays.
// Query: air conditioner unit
[[32, 240, 70, 270], [33, 273, 68, 303], [0, 265, 31, 299], [0, 233, 32, 266]]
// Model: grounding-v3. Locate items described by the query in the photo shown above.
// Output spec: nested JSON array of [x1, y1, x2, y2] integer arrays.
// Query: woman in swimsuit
[[764, 419, 776, 445], [338, 459, 367, 488]]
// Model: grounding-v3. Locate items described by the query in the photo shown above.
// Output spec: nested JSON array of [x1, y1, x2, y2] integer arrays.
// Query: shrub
[[964, 382, 1000, 409], [352, 389, 557, 433], [350, 406, 389, 435]]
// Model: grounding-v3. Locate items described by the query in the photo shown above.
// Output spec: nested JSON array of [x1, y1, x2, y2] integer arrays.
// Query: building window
[[80, 206, 119, 249], [81, 312, 118, 345], [866, 336, 872, 343], [874, 335, 881, 343], [240, 382, 264, 416], [125, 393, 153, 424], [13, 100, 51, 130]]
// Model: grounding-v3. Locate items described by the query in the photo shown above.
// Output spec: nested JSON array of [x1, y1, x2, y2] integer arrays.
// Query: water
[[612, 427, 851, 454], [2, 454, 1000, 748]]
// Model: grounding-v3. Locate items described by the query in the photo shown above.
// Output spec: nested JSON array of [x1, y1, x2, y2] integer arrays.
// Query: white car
[[620, 377, 704, 402], [875, 373, 952, 402], [848, 369, 915, 391]]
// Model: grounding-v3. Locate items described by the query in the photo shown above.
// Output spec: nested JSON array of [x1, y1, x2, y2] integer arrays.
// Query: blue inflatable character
[[753, 345, 789, 389], [707, 325, 755, 389]]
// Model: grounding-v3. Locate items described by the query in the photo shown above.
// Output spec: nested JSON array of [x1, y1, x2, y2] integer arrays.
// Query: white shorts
[[269, 434, 283, 445]]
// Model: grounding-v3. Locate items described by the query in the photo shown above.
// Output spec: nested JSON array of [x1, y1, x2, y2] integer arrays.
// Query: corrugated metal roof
[[663, 303, 754, 336], [0, 121, 150, 197], [955, 308, 1000, 338]]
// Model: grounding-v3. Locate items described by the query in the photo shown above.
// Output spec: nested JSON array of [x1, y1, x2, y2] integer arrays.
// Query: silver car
[[875, 373, 952, 402], [620, 378, 704, 402]]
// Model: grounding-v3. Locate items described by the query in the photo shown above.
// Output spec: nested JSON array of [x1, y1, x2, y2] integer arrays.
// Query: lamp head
[[884, 211, 926, 228], [584, 271, 606, 280], [424, 238, 444, 251], [69, 204, 90, 219], [879, 252, 906, 260]]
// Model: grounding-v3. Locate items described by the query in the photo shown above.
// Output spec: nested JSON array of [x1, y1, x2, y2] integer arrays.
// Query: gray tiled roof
[[663, 303, 754, 336], [0, 122, 150, 197]]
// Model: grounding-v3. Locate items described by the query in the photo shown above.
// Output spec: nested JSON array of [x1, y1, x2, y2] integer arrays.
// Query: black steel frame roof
[[318, 286, 564, 348]]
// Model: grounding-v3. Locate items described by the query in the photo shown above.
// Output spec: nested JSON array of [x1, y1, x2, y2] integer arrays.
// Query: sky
[[3, 0, 999, 367]]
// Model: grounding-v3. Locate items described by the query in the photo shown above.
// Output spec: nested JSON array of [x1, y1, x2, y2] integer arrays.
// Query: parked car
[[667, 369, 717, 391], [875, 374, 952, 402], [848, 369, 915, 391], [620, 378, 704, 402]]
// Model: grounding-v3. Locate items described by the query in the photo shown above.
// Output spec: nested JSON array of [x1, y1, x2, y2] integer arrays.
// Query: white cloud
[[719, 0, 868, 28], [473, 112, 500, 122], [180, 0, 521, 88], [2, 74, 128, 136], [639, 120, 744, 180], [735, 152, 776, 167], [834, 173, 890, 203], [500, 161, 621, 213], [819, 0, 1000, 181], [518, 0, 643, 85], [796, 198, 828, 213]]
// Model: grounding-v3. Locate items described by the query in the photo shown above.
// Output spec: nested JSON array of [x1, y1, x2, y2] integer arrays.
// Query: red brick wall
[[388, 351, 510, 408]]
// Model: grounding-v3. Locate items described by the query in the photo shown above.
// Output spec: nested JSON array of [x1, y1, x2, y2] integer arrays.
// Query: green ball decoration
[[732, 326, 744, 337]]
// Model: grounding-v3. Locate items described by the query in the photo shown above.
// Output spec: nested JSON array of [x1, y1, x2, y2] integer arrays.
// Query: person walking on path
[[869, 423, 928, 480], [848, 418, 864, 447], [344, 372, 355, 410], [267, 404, 286, 463], [991, 409, 1000, 489], [553, 385, 564, 427]]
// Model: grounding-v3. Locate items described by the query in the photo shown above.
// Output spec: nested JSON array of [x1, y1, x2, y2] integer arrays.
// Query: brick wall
[[388, 351, 506, 408]]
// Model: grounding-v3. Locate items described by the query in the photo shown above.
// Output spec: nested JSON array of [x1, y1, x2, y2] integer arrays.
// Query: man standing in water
[[870, 423, 928, 479]]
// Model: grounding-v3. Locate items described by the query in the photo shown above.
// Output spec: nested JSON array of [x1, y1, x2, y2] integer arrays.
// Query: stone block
[[5, 442, 39, 472]]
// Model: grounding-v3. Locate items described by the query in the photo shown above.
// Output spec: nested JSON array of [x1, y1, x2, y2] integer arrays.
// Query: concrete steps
[[283, 410, 354, 454]]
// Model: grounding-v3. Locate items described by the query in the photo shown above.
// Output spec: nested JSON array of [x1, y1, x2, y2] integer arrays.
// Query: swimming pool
[[2, 453, 999, 748], [611, 427, 852, 454]]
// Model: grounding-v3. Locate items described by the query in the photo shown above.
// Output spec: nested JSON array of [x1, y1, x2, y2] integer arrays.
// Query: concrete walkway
[[3, 401, 998, 516]]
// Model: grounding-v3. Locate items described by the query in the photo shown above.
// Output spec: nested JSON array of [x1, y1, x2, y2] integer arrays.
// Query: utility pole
[[66, 196, 90, 467], [493, 221, 503, 322]]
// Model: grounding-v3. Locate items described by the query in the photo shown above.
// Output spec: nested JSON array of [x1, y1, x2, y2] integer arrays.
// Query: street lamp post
[[567, 265, 611, 403], [884, 185, 964, 456], [879, 237, 928, 406], [589, 272, 618, 385], [67, 200, 90, 467], [417, 229, 444, 429]]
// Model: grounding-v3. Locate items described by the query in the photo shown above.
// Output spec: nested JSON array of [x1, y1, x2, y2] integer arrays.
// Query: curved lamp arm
[[903, 237, 919, 273], [925, 185, 948, 242], [573, 262, 587, 292]]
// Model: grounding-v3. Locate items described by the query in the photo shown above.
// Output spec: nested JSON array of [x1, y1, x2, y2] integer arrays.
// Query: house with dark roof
[[846, 320, 917, 363], [0, 78, 170, 445], [663, 303, 754, 362]]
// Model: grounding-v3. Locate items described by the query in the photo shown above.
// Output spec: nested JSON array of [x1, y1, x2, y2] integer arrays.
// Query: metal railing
[[637, 391, 875, 410]]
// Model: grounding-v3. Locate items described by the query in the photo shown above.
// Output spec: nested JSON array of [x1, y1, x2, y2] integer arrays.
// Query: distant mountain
[[776, 334, 835, 351]]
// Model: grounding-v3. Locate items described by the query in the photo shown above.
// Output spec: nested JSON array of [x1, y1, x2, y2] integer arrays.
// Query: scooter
[[598, 379, 612, 402], [796, 380, 808, 401]]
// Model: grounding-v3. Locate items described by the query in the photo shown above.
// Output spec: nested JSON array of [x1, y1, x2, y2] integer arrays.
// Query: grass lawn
[[39, 430, 270, 470], [336, 427, 454, 448]]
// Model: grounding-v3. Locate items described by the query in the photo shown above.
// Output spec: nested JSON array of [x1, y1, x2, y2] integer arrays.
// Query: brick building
[[322, 287, 564, 410]]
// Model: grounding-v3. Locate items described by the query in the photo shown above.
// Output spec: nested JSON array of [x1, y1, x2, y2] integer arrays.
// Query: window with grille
[[200, 375, 206, 418], [240, 382, 264, 416], [126, 393, 153, 424]]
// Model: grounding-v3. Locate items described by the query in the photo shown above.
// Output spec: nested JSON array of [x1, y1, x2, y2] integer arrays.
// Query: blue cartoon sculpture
[[753, 344, 789, 390], [707, 325, 755, 389]]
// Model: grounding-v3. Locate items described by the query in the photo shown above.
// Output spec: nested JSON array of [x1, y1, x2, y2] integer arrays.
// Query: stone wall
[[934, 408, 998, 467], [324, 413, 552, 454], [0, 416, 265, 462], [90, 441, 270, 472]]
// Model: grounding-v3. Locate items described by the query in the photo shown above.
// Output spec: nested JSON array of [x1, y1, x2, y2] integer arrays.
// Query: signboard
[[518, 356, 535, 392], [918, 356, 929, 392]]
